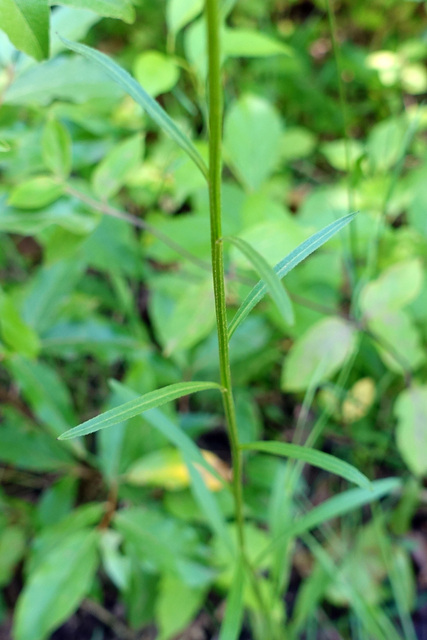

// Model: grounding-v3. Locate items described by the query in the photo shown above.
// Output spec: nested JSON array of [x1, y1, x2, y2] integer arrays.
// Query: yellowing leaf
[[321, 379, 376, 424], [342, 378, 375, 423], [125, 447, 230, 491]]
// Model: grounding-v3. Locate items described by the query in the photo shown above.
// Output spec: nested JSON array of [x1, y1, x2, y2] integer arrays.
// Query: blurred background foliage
[[1, 0, 427, 638]]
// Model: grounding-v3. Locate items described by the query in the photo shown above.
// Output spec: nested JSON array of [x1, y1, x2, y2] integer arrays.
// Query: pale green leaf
[[59, 381, 222, 440], [59, 37, 208, 179], [0, 0, 49, 60], [8, 176, 64, 209], [133, 51, 179, 97], [223, 28, 293, 58], [54, 0, 135, 23], [0, 291, 40, 358], [14, 530, 99, 640], [281, 317, 357, 392], [166, 0, 204, 35], [42, 118, 72, 178], [360, 259, 424, 319], [156, 574, 207, 640], [395, 386, 427, 476], [92, 135, 142, 200], [241, 441, 371, 489], [224, 94, 283, 190], [368, 310, 424, 373], [219, 556, 246, 640], [225, 235, 294, 326], [228, 212, 357, 338]]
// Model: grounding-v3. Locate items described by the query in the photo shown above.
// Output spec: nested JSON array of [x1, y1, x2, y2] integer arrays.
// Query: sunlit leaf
[[0, 0, 49, 61]]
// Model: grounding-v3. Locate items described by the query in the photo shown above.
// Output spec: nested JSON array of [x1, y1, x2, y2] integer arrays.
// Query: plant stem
[[205, 0, 245, 552]]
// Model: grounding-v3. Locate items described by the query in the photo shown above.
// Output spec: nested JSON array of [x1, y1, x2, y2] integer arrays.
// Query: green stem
[[325, 0, 357, 286], [205, 0, 245, 552]]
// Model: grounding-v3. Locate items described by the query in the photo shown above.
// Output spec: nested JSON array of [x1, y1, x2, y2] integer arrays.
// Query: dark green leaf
[[241, 441, 371, 489]]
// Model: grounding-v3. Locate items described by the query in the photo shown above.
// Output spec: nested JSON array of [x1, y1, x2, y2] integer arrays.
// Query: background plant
[[1, 1, 427, 639]]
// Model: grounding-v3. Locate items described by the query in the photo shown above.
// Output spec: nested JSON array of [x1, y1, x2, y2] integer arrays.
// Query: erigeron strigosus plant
[[3, 1, 404, 638]]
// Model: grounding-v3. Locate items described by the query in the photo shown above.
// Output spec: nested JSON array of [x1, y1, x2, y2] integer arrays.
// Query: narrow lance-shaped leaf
[[228, 212, 357, 338], [58, 37, 208, 180], [59, 381, 223, 440], [219, 556, 246, 640], [240, 441, 371, 489], [224, 235, 294, 326], [108, 380, 234, 553], [256, 477, 401, 565]]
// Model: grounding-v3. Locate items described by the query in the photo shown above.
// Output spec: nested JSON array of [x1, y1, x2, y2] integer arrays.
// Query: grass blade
[[256, 477, 401, 565], [59, 37, 209, 180], [228, 211, 357, 338], [224, 235, 294, 326], [241, 441, 371, 489], [59, 381, 222, 440], [219, 556, 246, 640]]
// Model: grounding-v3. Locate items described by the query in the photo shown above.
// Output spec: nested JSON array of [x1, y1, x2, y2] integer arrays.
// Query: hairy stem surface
[[205, 0, 245, 552]]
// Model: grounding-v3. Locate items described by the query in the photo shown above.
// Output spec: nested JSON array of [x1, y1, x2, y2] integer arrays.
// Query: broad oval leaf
[[59, 37, 208, 179], [228, 212, 357, 339], [395, 386, 427, 476], [8, 176, 64, 210], [219, 556, 246, 640], [59, 381, 223, 440], [224, 94, 283, 190], [225, 235, 294, 326], [0, 0, 49, 61], [281, 317, 357, 392], [14, 529, 99, 640], [240, 441, 371, 489]]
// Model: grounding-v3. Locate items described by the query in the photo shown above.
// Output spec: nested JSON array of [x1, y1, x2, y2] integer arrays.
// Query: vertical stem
[[325, 0, 357, 288], [205, 0, 245, 552]]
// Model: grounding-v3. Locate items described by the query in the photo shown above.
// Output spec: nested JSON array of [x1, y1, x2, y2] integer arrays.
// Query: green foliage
[[1, 0, 426, 639]]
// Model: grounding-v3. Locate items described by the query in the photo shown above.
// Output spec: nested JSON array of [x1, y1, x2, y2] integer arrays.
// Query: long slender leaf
[[241, 441, 371, 489], [219, 556, 246, 640], [256, 477, 401, 565], [228, 212, 357, 338], [225, 235, 294, 325], [109, 380, 234, 552], [59, 37, 208, 179], [59, 381, 222, 440]]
